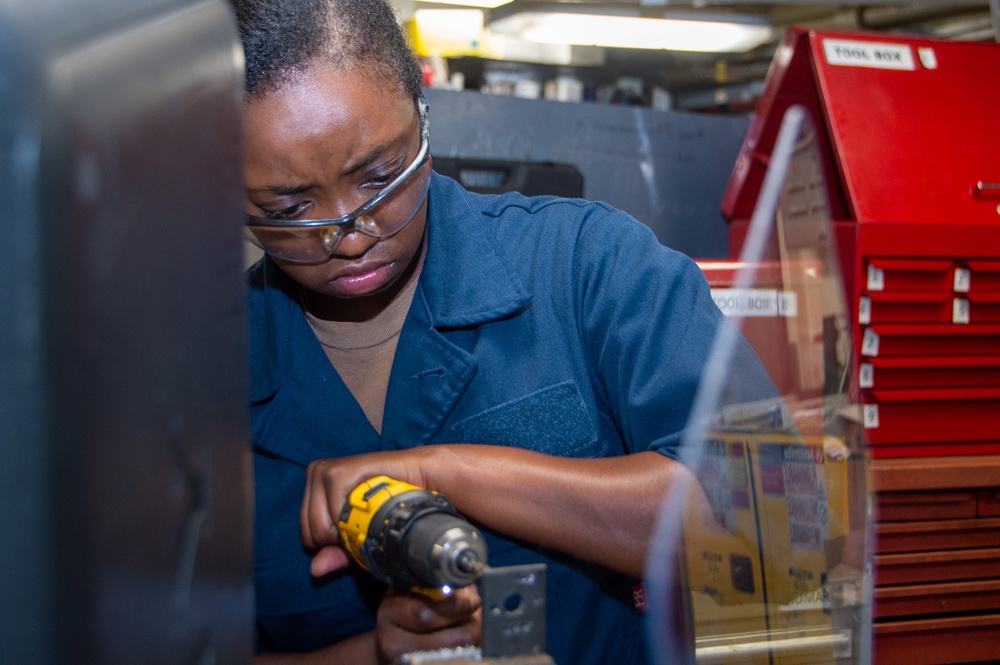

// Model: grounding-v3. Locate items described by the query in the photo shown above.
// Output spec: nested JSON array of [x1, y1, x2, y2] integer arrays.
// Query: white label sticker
[[863, 404, 880, 429], [859, 363, 875, 389], [954, 267, 971, 293], [861, 328, 880, 357], [823, 39, 916, 71], [777, 291, 798, 317], [859, 296, 872, 325], [953, 298, 970, 324], [710, 289, 797, 318], [867, 265, 885, 292], [918, 47, 938, 70]]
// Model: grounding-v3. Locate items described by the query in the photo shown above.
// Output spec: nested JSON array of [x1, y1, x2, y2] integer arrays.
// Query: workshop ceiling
[[461, 1, 997, 42], [599, 1, 998, 89], [406, 0, 997, 105]]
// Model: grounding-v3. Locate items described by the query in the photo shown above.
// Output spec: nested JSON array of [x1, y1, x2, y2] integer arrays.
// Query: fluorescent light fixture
[[478, 31, 605, 66], [424, 0, 511, 8], [488, 11, 773, 53]]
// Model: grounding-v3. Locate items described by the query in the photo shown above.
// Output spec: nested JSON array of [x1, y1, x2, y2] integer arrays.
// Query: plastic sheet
[[645, 107, 872, 665]]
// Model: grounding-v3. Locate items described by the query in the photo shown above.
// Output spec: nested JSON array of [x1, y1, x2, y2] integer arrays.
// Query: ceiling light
[[423, 0, 512, 8], [488, 10, 773, 53]]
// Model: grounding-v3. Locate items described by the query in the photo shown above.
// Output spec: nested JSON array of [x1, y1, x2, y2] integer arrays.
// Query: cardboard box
[[686, 433, 856, 664]]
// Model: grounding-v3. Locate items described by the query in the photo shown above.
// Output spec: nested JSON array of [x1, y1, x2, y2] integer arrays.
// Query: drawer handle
[[975, 181, 1000, 199]]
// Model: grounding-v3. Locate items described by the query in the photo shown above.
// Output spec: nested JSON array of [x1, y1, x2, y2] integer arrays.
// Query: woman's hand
[[301, 444, 681, 580], [375, 586, 482, 665], [300, 448, 438, 577]]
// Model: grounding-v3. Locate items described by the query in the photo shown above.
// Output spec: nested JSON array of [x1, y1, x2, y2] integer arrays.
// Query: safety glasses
[[244, 96, 430, 263]]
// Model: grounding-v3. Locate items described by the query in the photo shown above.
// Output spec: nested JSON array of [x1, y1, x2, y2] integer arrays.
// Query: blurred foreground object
[[0, 1, 251, 663]]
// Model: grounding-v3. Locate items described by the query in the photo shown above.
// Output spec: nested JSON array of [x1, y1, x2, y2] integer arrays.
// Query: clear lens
[[245, 164, 430, 264], [244, 225, 345, 264]]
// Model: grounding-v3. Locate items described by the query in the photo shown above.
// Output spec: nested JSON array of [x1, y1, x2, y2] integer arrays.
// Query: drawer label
[[953, 297, 970, 324], [823, 39, 916, 71], [710, 288, 798, 318], [867, 265, 885, 291], [861, 328, 880, 357], [863, 404, 880, 429], [859, 362, 874, 389], [859, 296, 872, 325], [954, 267, 971, 293], [918, 47, 938, 70]]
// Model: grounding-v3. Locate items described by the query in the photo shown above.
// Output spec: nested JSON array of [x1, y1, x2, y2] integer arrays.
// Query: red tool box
[[716, 27, 1000, 665], [721, 28, 1000, 459]]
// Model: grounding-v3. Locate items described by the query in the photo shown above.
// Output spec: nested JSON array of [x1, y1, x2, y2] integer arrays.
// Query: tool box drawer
[[864, 258, 957, 294], [875, 517, 1000, 554], [859, 292, 1000, 325], [861, 387, 1000, 446], [979, 488, 1000, 517], [966, 260, 1000, 292], [873, 579, 1000, 619], [859, 355, 1000, 390], [870, 456, 1000, 492], [873, 547, 1000, 585], [859, 324, 1000, 358], [858, 291, 956, 324], [875, 491, 978, 522], [867, 442, 1000, 459], [962, 292, 1000, 323], [873, 614, 1000, 665]]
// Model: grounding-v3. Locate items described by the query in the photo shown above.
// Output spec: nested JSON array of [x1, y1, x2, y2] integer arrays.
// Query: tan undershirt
[[303, 258, 423, 435]]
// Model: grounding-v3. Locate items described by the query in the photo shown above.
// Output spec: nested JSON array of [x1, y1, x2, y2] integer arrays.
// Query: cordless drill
[[339, 476, 553, 664], [337, 476, 488, 597]]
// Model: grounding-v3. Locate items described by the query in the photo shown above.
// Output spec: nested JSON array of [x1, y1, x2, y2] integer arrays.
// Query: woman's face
[[243, 65, 429, 317]]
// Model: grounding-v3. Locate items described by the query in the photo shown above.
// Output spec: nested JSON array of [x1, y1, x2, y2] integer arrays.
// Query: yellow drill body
[[337, 476, 488, 596]]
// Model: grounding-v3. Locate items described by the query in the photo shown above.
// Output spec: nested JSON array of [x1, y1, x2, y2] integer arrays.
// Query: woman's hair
[[229, 0, 424, 101]]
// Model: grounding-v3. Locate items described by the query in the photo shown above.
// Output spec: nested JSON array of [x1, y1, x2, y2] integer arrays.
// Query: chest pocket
[[450, 381, 601, 457]]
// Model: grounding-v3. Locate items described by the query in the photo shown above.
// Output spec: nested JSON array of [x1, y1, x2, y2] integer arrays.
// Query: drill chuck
[[398, 513, 486, 589], [338, 477, 488, 593]]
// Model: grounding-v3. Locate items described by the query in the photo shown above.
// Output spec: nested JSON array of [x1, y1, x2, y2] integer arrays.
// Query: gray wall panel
[[426, 89, 749, 259]]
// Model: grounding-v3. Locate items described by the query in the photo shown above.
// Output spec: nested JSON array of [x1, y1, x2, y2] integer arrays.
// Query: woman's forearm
[[422, 446, 694, 578], [302, 445, 700, 580]]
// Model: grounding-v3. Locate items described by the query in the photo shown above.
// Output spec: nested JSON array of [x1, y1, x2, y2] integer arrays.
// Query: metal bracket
[[394, 563, 554, 665], [479, 563, 548, 659]]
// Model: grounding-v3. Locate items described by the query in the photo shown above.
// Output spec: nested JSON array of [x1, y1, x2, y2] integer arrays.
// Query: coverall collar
[[249, 172, 531, 404]]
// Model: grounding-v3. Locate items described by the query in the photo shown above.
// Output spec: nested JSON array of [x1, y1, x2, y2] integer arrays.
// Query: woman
[[233, 0, 773, 663]]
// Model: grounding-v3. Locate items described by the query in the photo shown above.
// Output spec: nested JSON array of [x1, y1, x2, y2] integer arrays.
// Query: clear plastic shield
[[646, 106, 871, 665]]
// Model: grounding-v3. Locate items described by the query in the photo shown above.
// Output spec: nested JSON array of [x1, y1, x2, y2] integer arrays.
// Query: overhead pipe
[[857, 4, 989, 31]]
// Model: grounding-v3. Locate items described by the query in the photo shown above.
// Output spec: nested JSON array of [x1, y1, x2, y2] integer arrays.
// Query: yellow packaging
[[747, 435, 847, 664], [684, 433, 852, 664], [684, 436, 769, 663]]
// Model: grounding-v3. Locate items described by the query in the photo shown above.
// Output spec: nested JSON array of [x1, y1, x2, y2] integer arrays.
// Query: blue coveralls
[[248, 173, 772, 664]]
